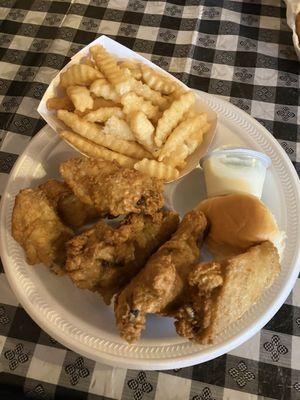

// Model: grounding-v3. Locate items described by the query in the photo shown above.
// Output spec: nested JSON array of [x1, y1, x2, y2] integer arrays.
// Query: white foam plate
[[1, 88, 300, 370]]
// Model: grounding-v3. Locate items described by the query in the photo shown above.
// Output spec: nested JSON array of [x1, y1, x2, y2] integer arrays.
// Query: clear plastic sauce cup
[[201, 147, 271, 199]]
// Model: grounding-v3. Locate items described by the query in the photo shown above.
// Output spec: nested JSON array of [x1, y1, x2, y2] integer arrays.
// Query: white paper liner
[[37, 35, 217, 183]]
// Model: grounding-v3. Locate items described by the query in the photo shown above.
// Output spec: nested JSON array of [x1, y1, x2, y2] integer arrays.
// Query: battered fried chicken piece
[[65, 210, 179, 304], [39, 180, 98, 228], [59, 157, 164, 217], [12, 188, 74, 274], [174, 241, 280, 343], [38, 179, 71, 209], [114, 210, 207, 343]]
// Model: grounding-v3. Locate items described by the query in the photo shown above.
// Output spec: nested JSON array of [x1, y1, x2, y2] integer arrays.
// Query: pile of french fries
[[47, 44, 210, 182]]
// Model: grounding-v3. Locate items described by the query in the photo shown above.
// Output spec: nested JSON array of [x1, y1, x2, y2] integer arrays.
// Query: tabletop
[[0, 0, 299, 399]]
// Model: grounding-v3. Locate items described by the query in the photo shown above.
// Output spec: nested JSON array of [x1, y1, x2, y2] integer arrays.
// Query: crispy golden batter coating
[[65, 210, 179, 304], [59, 157, 164, 217], [38, 180, 98, 228], [114, 210, 207, 343], [11, 188, 74, 274], [38, 179, 71, 209], [174, 241, 280, 343]]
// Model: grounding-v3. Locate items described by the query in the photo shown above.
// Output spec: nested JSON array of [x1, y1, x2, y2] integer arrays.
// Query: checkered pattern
[[0, 0, 299, 399]]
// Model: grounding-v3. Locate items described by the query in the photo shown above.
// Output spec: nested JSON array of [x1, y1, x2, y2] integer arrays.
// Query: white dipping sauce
[[202, 148, 271, 199]]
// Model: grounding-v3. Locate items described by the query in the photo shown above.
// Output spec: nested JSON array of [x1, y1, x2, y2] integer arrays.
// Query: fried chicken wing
[[114, 210, 207, 343], [59, 157, 164, 217], [65, 210, 179, 304], [38, 179, 71, 209], [12, 188, 74, 274], [39, 180, 98, 228], [174, 241, 280, 343]]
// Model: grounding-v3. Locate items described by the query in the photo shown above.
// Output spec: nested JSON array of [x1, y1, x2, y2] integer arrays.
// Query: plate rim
[[1, 90, 300, 370]]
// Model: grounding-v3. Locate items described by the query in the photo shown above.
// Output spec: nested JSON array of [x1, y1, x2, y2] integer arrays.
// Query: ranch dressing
[[201, 148, 271, 198]]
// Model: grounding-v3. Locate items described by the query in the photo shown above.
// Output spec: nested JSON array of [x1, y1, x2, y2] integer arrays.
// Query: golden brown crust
[[60, 157, 165, 217], [11, 188, 74, 274], [173, 241, 280, 344], [38, 179, 71, 208], [65, 210, 179, 304], [38, 179, 98, 228], [114, 210, 207, 343]]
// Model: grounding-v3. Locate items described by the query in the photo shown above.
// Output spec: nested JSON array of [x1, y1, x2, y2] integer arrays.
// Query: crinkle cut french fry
[[93, 97, 118, 108], [60, 64, 103, 88], [141, 65, 176, 95], [184, 107, 198, 118], [66, 86, 94, 113], [169, 86, 187, 101], [103, 115, 136, 142], [158, 114, 207, 161], [132, 80, 169, 110], [165, 78, 187, 101], [118, 59, 142, 80], [60, 130, 135, 168], [57, 109, 102, 137], [163, 157, 187, 171], [162, 147, 189, 169], [84, 107, 124, 123], [74, 97, 118, 117], [129, 111, 157, 154], [46, 96, 74, 111], [90, 45, 134, 95], [134, 158, 179, 181], [90, 78, 120, 102], [160, 122, 211, 169], [100, 132, 153, 160], [81, 55, 97, 69], [154, 91, 196, 147], [184, 122, 210, 154], [57, 110, 152, 159], [121, 92, 158, 120]]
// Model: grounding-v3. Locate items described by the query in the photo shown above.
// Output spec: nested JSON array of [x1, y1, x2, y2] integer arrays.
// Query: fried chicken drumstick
[[12, 188, 74, 274], [114, 210, 207, 343], [59, 157, 164, 217], [65, 210, 179, 304]]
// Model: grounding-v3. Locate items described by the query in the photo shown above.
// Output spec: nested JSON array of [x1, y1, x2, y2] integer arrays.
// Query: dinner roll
[[197, 193, 285, 259]]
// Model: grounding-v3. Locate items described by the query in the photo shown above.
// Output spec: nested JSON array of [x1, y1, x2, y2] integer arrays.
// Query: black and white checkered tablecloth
[[0, 0, 299, 399]]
